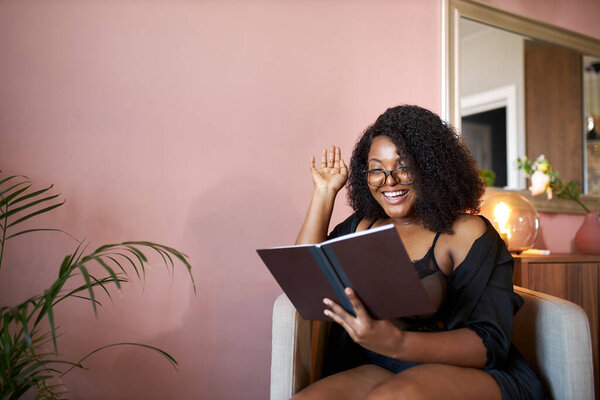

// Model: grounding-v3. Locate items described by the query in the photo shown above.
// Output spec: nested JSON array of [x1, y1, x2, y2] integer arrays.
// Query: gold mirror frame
[[444, 0, 600, 214]]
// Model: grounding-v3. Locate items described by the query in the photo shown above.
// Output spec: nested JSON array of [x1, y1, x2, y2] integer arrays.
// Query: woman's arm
[[392, 327, 487, 368], [296, 146, 347, 245]]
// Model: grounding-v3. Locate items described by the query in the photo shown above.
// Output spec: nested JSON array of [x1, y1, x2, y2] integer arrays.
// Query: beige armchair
[[270, 286, 595, 400]]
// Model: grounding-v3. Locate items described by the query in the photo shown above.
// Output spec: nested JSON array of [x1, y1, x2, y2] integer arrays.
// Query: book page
[[322, 223, 396, 244]]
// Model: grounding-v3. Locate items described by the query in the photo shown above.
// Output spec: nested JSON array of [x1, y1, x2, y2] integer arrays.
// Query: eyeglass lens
[[366, 169, 412, 186]]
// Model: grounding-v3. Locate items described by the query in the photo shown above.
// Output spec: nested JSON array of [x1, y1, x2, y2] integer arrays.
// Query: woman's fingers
[[324, 290, 401, 356], [323, 289, 373, 339], [327, 146, 335, 168], [333, 146, 341, 168], [340, 158, 347, 173], [344, 287, 369, 320], [323, 298, 355, 336], [320, 148, 327, 168], [314, 146, 346, 175]]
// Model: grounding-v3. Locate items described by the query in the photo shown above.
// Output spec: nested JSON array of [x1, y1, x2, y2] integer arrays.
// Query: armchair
[[270, 286, 595, 400]]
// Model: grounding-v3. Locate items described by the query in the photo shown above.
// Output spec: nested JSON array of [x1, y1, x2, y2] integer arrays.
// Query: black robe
[[322, 214, 546, 400]]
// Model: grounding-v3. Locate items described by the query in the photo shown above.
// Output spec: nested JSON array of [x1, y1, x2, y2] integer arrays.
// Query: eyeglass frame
[[363, 167, 414, 187]]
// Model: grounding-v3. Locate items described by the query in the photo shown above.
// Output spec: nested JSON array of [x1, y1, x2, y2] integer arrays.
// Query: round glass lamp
[[480, 193, 539, 253]]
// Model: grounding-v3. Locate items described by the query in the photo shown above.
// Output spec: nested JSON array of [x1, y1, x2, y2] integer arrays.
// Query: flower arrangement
[[517, 154, 590, 213]]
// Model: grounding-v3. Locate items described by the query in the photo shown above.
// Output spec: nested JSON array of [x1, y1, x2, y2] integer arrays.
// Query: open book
[[257, 224, 435, 321]]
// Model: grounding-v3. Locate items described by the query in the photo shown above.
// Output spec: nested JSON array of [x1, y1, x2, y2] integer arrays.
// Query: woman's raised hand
[[296, 146, 348, 244], [310, 146, 348, 193]]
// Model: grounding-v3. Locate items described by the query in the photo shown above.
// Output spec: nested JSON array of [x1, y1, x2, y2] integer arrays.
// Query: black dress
[[321, 214, 547, 400]]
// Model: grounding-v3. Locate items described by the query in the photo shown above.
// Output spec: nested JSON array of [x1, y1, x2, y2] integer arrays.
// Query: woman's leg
[[291, 365, 393, 400], [366, 363, 502, 400]]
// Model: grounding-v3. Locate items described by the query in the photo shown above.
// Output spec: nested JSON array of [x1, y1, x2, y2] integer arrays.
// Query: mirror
[[584, 55, 600, 193], [459, 18, 525, 189], [445, 0, 600, 213]]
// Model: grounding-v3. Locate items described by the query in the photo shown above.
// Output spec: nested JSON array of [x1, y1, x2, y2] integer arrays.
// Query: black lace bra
[[365, 219, 446, 280], [409, 233, 448, 323]]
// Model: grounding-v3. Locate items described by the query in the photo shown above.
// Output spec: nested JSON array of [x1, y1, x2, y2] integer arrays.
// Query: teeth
[[383, 190, 408, 198]]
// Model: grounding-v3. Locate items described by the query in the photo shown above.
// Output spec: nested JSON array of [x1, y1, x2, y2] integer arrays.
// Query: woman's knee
[[365, 376, 426, 400], [291, 365, 393, 400]]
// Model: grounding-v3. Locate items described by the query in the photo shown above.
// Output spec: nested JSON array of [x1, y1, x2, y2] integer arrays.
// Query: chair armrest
[[270, 294, 311, 400], [513, 286, 595, 400]]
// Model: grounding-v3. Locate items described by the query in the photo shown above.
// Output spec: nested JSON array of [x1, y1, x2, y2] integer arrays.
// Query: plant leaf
[[91, 256, 121, 289], [76, 264, 97, 315], [6, 228, 66, 241], [0, 181, 30, 206], [106, 255, 127, 276], [0, 194, 61, 220], [8, 184, 55, 207], [19, 304, 33, 348], [6, 200, 66, 229], [0, 173, 25, 187], [60, 342, 178, 377], [44, 290, 58, 351]]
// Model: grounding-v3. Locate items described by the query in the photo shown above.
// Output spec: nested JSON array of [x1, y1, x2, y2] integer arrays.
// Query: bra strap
[[431, 232, 442, 250]]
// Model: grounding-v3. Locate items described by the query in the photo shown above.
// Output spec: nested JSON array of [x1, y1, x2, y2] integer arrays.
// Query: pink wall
[[484, 0, 600, 40], [0, 1, 440, 399], [1, 0, 598, 398]]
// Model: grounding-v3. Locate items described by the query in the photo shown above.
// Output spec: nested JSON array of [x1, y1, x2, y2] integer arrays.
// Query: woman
[[293, 105, 545, 400]]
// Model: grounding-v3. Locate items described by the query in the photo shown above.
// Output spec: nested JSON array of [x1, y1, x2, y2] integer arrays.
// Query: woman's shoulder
[[451, 213, 487, 239], [442, 214, 488, 271]]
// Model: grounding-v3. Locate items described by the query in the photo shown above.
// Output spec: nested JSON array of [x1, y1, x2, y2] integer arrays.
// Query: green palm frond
[[0, 173, 66, 271], [60, 342, 178, 377], [0, 171, 195, 399]]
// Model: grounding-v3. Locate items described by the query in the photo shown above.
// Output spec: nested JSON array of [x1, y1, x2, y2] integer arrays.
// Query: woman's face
[[366, 135, 417, 220]]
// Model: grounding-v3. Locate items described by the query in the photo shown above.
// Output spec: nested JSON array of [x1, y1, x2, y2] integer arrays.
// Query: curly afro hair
[[347, 105, 485, 234]]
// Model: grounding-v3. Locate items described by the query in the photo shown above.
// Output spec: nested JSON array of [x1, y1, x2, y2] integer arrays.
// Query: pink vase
[[574, 212, 600, 254]]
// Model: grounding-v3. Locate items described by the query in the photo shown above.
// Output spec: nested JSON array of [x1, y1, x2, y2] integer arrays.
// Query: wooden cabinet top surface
[[513, 253, 600, 264]]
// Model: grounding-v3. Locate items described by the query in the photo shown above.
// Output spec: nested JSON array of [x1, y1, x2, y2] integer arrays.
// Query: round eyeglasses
[[364, 167, 414, 187]]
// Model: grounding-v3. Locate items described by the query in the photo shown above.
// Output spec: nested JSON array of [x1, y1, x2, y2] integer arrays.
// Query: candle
[[494, 201, 512, 246]]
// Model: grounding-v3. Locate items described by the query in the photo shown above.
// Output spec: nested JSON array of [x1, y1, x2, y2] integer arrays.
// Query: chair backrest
[[513, 286, 595, 400], [271, 294, 311, 400]]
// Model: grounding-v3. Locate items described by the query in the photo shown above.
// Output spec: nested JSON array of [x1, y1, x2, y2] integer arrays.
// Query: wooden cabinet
[[513, 254, 600, 399]]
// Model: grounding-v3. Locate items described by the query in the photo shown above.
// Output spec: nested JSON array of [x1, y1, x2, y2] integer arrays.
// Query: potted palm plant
[[0, 171, 195, 399]]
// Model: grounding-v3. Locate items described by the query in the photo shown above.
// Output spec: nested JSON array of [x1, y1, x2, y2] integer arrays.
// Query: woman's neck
[[380, 216, 421, 227]]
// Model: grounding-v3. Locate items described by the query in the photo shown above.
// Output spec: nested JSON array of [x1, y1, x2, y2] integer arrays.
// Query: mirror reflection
[[459, 18, 600, 195], [585, 55, 600, 193]]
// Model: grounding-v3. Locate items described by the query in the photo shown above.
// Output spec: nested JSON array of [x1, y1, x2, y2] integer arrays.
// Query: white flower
[[534, 154, 550, 173], [529, 170, 550, 197]]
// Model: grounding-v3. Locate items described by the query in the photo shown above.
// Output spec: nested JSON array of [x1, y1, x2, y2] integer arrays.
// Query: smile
[[383, 190, 409, 200]]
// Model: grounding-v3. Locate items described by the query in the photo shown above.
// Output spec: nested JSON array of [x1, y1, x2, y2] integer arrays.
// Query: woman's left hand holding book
[[324, 287, 404, 359]]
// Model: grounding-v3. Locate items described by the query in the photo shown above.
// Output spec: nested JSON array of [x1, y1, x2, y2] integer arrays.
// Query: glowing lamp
[[480, 193, 539, 253]]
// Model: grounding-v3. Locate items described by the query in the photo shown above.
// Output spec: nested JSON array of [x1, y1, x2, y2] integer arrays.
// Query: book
[[257, 224, 435, 321]]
